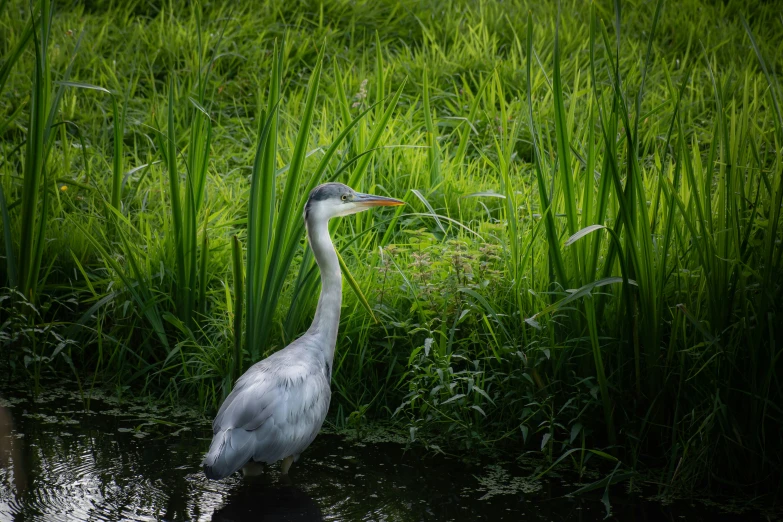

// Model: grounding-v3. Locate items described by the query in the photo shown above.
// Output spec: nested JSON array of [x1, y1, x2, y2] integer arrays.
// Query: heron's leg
[[242, 461, 265, 477], [281, 455, 295, 475]]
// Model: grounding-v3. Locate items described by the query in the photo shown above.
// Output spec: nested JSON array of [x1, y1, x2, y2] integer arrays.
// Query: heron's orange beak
[[353, 193, 405, 207]]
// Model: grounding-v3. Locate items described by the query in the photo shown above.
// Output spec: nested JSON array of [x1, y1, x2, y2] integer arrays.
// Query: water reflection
[[0, 382, 771, 522], [211, 482, 322, 522], [0, 404, 25, 496]]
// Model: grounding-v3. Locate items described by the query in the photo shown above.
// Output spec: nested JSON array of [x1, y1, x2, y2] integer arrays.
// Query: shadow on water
[[0, 379, 777, 521], [211, 482, 323, 522]]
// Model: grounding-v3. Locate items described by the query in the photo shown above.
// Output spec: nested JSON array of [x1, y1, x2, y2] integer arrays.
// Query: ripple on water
[[0, 380, 776, 522], [28, 440, 105, 520]]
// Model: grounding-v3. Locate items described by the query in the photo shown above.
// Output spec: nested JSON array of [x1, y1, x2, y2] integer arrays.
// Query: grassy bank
[[1, 0, 782, 498]]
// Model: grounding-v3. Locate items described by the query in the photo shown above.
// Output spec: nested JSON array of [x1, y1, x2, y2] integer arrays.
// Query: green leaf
[[336, 249, 378, 324], [526, 277, 637, 329], [55, 80, 112, 94], [565, 224, 607, 247], [0, 182, 17, 287]]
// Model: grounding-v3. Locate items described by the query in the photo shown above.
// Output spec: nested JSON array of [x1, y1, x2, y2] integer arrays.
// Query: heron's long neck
[[305, 218, 342, 365]]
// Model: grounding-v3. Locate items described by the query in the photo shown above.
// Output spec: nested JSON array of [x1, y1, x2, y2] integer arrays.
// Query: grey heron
[[203, 183, 404, 479]]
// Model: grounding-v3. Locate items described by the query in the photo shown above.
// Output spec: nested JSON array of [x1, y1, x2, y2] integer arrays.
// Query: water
[[0, 380, 772, 521]]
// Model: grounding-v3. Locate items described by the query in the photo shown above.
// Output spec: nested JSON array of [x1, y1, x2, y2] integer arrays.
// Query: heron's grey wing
[[202, 364, 277, 480], [211, 363, 278, 432], [203, 353, 330, 480], [247, 362, 331, 464]]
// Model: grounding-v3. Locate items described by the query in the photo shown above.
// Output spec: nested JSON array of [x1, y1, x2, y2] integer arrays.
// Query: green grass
[[1, 0, 782, 499]]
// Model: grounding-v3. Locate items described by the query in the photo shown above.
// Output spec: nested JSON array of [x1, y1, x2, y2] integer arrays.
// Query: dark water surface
[[0, 381, 773, 521]]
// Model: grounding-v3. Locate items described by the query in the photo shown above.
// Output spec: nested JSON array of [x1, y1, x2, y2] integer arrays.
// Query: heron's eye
[[341, 194, 348, 201]]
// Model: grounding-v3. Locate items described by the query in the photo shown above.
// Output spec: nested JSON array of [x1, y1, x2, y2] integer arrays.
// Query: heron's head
[[304, 183, 404, 223]]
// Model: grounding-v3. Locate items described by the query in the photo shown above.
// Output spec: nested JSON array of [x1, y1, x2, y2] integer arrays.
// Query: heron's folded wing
[[249, 365, 330, 461], [214, 358, 328, 428], [212, 363, 280, 432]]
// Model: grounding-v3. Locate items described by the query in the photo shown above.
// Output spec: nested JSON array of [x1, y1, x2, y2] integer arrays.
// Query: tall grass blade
[[157, 77, 187, 324], [246, 40, 282, 359], [0, 182, 16, 287], [198, 211, 209, 318], [741, 16, 783, 322], [336, 250, 378, 324], [422, 70, 441, 188], [552, 2, 579, 239], [232, 235, 244, 383], [18, 0, 50, 300], [526, 12, 567, 285]]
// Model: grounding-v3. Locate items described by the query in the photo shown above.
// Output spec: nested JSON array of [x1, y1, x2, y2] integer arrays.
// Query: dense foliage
[[1, 0, 781, 497]]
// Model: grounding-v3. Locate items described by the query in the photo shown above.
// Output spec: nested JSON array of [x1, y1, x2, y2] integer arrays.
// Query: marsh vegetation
[[0, 0, 781, 508]]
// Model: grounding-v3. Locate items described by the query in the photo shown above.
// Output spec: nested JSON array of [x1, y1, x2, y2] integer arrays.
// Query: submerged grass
[[1, 0, 782, 500]]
